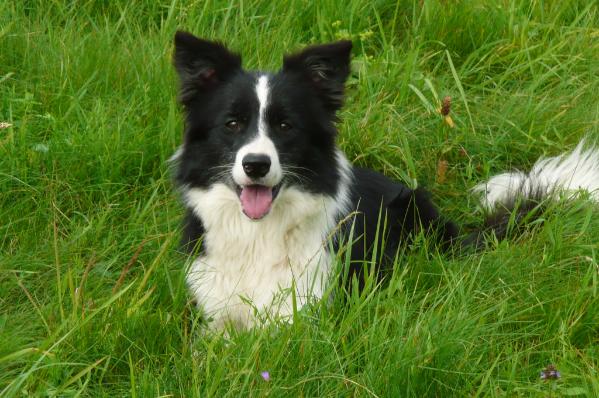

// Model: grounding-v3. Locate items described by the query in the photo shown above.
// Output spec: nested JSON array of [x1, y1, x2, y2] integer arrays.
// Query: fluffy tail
[[467, 140, 599, 247]]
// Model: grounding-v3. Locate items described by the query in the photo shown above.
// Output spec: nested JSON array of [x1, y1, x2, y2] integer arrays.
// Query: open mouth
[[236, 184, 281, 220]]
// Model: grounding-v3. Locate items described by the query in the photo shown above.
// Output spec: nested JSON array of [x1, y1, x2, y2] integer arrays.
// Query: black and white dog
[[170, 31, 599, 331]]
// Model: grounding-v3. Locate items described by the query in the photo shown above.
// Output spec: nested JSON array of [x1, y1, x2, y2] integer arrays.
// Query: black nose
[[242, 154, 271, 179]]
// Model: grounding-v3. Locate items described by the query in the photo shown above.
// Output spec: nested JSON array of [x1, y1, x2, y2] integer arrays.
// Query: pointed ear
[[282, 41, 352, 111], [173, 31, 241, 104]]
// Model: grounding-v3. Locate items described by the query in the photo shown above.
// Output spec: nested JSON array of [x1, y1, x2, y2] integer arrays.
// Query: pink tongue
[[240, 186, 273, 219]]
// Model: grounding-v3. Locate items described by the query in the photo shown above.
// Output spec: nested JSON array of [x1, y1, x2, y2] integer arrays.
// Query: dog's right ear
[[173, 31, 241, 104]]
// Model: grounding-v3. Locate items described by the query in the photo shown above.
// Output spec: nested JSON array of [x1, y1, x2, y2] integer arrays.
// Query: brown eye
[[225, 120, 242, 132], [279, 122, 292, 131]]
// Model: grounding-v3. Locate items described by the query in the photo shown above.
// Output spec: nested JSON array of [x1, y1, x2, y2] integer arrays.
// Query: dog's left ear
[[283, 41, 352, 111]]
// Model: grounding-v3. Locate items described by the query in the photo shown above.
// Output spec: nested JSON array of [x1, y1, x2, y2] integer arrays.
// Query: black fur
[[339, 168, 459, 289], [173, 32, 242, 104], [180, 210, 205, 254], [464, 186, 552, 250], [282, 40, 352, 112]]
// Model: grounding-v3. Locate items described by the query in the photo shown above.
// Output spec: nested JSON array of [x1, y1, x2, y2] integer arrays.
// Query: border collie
[[170, 31, 599, 331]]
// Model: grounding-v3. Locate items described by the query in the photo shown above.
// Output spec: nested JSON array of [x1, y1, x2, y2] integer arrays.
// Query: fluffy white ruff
[[184, 152, 352, 331], [475, 140, 599, 210]]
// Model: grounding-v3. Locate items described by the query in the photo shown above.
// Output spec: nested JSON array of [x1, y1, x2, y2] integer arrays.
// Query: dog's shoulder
[[181, 209, 205, 254]]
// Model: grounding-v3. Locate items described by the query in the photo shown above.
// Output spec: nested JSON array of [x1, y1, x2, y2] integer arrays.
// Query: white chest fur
[[184, 183, 344, 330]]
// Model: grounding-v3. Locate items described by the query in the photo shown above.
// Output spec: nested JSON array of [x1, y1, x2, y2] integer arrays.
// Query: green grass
[[1, 0, 599, 396]]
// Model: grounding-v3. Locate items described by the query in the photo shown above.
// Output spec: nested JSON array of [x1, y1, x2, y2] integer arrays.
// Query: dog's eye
[[279, 122, 292, 132], [225, 120, 242, 132]]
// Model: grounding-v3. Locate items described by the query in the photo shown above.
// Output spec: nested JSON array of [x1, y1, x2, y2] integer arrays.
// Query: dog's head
[[172, 31, 352, 220]]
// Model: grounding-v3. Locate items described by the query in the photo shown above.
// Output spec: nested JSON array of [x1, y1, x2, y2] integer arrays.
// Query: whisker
[[281, 164, 318, 176]]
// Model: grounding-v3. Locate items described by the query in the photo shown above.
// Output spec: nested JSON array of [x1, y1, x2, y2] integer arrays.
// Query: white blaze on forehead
[[256, 75, 269, 135], [231, 74, 282, 188]]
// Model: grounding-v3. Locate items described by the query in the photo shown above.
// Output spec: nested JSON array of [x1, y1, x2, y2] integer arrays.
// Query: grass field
[[2, 0, 599, 396]]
